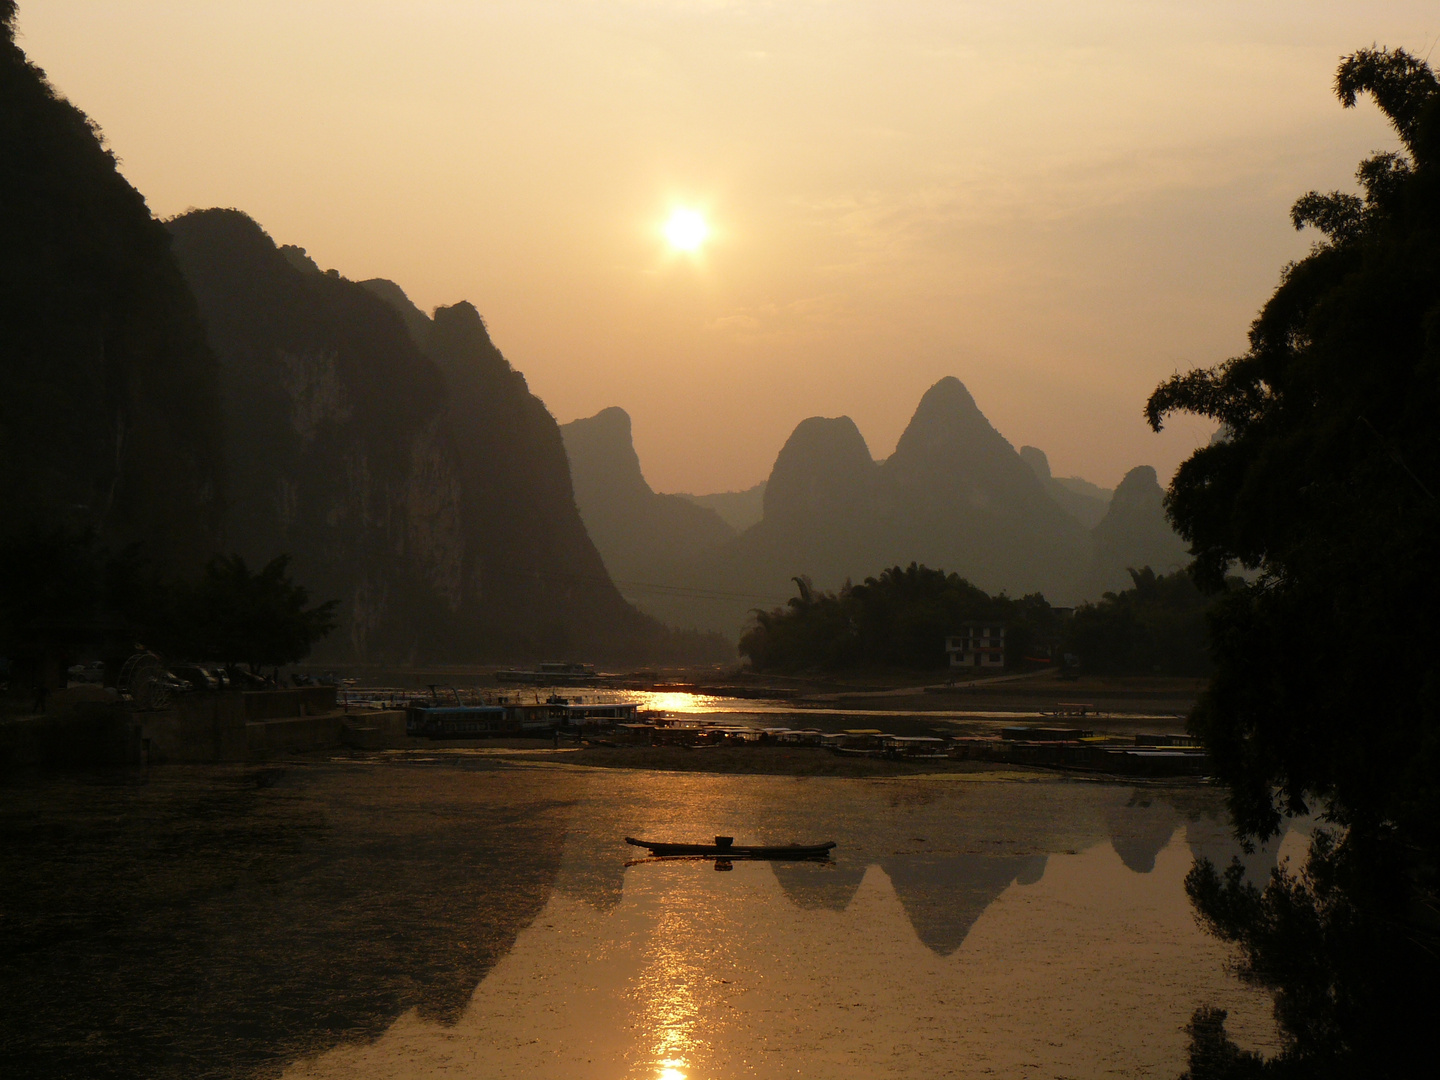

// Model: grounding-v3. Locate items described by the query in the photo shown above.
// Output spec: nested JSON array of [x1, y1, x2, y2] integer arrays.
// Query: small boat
[[625, 835, 836, 860]]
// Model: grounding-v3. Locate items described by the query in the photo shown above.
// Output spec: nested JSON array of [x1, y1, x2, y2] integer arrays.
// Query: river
[[0, 755, 1292, 1079]]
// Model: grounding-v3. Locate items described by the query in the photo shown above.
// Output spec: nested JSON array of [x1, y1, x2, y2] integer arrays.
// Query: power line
[[610, 578, 790, 605], [217, 522, 793, 604]]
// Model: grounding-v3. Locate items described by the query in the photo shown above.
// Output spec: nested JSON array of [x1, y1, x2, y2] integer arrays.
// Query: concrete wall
[[141, 689, 341, 763], [3, 688, 386, 769], [246, 714, 346, 756], [0, 707, 141, 769], [140, 694, 249, 764], [243, 686, 338, 720], [340, 710, 409, 749]]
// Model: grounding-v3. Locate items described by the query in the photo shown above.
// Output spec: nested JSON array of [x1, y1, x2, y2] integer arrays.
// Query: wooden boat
[[625, 835, 836, 860]]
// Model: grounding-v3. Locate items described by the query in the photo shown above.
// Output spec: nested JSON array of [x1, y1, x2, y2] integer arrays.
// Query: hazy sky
[[19, 2, 1436, 493]]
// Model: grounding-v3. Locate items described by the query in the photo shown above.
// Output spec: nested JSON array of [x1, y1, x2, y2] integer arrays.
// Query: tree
[[1065, 567, 1217, 676], [1146, 47, 1440, 1076], [739, 562, 1060, 672], [182, 555, 338, 676], [0, 528, 173, 690]]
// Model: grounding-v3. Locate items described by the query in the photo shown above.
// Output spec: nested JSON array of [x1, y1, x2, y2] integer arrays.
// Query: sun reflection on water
[[630, 851, 748, 1080], [641, 928, 700, 1075], [636, 691, 726, 714]]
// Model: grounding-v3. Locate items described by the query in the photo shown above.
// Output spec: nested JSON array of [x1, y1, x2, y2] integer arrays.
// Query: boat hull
[[625, 837, 835, 859]]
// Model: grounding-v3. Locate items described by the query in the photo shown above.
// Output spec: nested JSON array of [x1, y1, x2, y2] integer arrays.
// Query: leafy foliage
[[1146, 46, 1440, 840], [1064, 567, 1217, 676], [179, 555, 338, 674], [738, 562, 1060, 672], [1147, 47, 1440, 1077], [1180, 828, 1430, 1079], [0, 530, 336, 685], [1178, 1007, 1266, 1080]]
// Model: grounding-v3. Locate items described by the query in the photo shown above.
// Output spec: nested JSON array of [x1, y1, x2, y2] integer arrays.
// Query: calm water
[[371, 686, 1165, 725], [0, 757, 1293, 1079]]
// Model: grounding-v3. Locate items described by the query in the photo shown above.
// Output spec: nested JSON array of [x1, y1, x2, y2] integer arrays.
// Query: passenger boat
[[496, 662, 599, 685], [625, 836, 836, 859]]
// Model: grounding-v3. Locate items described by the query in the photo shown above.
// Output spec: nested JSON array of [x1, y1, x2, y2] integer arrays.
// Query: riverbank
[[298, 664, 1204, 720], [411, 744, 1034, 779]]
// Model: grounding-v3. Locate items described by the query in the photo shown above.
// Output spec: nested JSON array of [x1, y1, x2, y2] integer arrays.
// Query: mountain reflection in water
[[1, 758, 1296, 1079], [0, 760, 582, 1080]]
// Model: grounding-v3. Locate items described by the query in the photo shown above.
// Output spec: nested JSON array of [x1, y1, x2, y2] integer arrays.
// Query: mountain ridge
[[559, 408, 735, 628], [563, 376, 1189, 637], [170, 209, 684, 661]]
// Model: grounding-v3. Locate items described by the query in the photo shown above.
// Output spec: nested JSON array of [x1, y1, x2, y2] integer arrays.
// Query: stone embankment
[[0, 687, 409, 768]]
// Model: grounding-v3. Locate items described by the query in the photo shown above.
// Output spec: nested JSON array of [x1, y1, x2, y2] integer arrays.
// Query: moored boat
[[625, 836, 836, 859], [496, 662, 600, 685]]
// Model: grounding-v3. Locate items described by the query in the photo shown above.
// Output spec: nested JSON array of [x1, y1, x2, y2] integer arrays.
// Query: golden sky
[[19, 2, 1436, 494]]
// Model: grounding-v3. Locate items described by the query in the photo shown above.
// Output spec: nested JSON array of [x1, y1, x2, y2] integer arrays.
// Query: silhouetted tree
[[180, 555, 338, 677], [739, 562, 1058, 672], [0, 529, 171, 689], [1147, 47, 1440, 1076], [1065, 566, 1217, 676]]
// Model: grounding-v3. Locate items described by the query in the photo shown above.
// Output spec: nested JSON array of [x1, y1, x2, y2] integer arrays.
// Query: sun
[[664, 208, 709, 252]]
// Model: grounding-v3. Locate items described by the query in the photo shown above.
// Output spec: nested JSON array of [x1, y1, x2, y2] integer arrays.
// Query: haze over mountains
[[2, 5, 711, 666], [5, 6, 1188, 662], [563, 377, 1190, 636], [676, 483, 767, 534], [561, 408, 736, 591], [168, 209, 692, 662], [1018, 447, 1112, 530]]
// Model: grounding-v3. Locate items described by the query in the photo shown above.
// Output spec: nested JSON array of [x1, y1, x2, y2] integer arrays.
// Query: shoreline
[[343, 743, 1214, 783]]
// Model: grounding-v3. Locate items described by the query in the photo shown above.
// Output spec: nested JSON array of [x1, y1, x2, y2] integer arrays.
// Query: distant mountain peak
[[280, 244, 323, 276], [1019, 445, 1052, 482], [890, 377, 1006, 466], [1020, 445, 1113, 529], [582, 405, 634, 440], [907, 376, 983, 428], [562, 406, 648, 500], [560, 407, 735, 602], [432, 300, 495, 349], [920, 374, 980, 413], [359, 278, 431, 348], [1090, 464, 1188, 583], [763, 416, 876, 527], [1113, 464, 1161, 498]]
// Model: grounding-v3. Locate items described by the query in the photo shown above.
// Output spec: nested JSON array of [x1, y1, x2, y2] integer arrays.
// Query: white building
[[946, 623, 1006, 669]]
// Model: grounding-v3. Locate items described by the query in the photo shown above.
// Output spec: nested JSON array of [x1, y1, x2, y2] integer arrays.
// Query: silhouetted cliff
[[560, 408, 734, 626], [169, 210, 661, 661], [765, 416, 878, 534], [686, 417, 887, 632], [687, 378, 1090, 633], [426, 307, 664, 657], [0, 6, 222, 568], [1087, 465, 1190, 592], [872, 377, 1090, 598]]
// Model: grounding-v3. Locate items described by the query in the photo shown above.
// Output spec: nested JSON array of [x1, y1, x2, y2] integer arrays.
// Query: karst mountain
[[6, 8, 709, 664], [563, 377, 1189, 636], [168, 209, 687, 661]]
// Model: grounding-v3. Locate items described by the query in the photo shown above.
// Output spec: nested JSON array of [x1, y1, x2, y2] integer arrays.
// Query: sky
[[18, 2, 1437, 494]]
